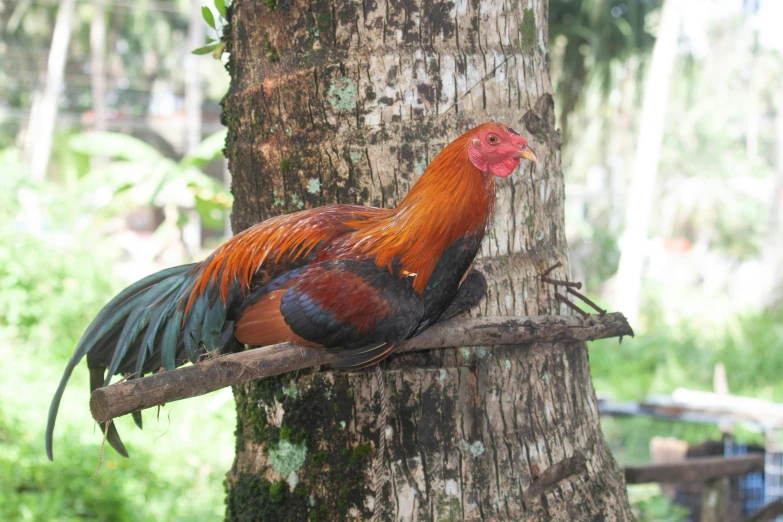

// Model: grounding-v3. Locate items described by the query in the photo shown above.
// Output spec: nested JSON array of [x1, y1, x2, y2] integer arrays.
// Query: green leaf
[[214, 0, 227, 18], [68, 132, 162, 162], [191, 42, 220, 55], [201, 6, 216, 29], [181, 129, 228, 168], [206, 35, 216, 44], [196, 196, 229, 230]]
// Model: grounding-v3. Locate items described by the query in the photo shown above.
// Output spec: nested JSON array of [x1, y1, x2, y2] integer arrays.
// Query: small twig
[[442, 55, 512, 114], [554, 293, 589, 319], [567, 287, 607, 316], [542, 277, 582, 289], [541, 262, 562, 277], [92, 421, 110, 478]]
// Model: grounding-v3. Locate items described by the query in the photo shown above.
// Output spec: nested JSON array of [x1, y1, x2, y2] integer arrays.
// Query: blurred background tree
[[2, 0, 783, 520], [0, 1, 234, 520]]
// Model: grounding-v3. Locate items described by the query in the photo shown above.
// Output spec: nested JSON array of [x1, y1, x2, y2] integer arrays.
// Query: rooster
[[46, 122, 536, 460]]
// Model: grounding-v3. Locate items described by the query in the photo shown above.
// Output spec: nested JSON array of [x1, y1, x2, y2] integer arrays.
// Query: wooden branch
[[90, 312, 632, 423], [624, 455, 764, 484]]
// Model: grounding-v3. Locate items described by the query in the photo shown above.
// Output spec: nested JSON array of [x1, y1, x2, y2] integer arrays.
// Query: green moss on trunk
[[228, 373, 373, 521], [226, 474, 308, 522]]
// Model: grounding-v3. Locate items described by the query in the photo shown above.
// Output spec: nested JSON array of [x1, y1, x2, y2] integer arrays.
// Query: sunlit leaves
[[67, 130, 231, 231], [192, 0, 230, 59], [201, 6, 216, 29], [214, 0, 227, 19], [192, 42, 222, 55]]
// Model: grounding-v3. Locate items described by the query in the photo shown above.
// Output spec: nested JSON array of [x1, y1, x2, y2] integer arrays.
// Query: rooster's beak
[[515, 148, 537, 164]]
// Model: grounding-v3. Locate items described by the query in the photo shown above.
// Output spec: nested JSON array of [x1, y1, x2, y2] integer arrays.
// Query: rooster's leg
[[440, 270, 488, 320], [541, 262, 606, 317]]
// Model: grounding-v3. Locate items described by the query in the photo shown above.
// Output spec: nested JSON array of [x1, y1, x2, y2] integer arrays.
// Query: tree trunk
[[23, 0, 76, 181], [761, 91, 783, 306], [90, 0, 107, 134], [221, 1, 633, 520], [613, 0, 681, 325]]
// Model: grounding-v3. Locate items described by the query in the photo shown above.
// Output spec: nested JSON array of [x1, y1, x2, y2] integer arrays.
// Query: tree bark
[[221, 1, 633, 520]]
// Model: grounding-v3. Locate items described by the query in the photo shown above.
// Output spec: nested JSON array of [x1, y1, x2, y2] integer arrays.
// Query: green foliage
[[592, 306, 783, 404], [0, 356, 235, 521], [68, 132, 160, 161], [628, 485, 691, 522], [193, 0, 231, 59], [592, 306, 783, 470], [651, 27, 781, 261], [0, 410, 133, 521], [0, 406, 208, 522], [215, 0, 228, 19], [0, 148, 235, 520], [67, 130, 232, 231], [550, 0, 663, 140], [202, 6, 216, 29], [0, 152, 115, 350], [591, 304, 783, 515]]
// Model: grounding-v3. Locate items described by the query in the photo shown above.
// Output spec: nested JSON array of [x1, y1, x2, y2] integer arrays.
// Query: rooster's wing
[[234, 260, 425, 368]]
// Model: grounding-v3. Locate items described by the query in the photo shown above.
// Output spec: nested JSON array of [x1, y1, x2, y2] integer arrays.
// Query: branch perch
[[90, 312, 633, 423]]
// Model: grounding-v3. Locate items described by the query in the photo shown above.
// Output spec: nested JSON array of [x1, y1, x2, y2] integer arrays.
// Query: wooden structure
[[601, 384, 783, 522], [625, 455, 765, 485], [625, 455, 766, 522], [601, 389, 783, 432]]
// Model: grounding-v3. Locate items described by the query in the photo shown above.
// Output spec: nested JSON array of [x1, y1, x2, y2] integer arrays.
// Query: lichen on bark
[[222, 0, 634, 520], [228, 372, 376, 521]]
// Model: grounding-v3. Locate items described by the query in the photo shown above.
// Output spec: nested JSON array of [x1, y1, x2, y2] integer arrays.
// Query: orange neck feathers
[[346, 133, 496, 292], [187, 132, 496, 312]]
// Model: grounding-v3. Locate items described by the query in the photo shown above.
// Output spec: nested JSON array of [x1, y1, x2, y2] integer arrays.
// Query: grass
[[0, 356, 235, 521], [590, 304, 783, 464], [0, 224, 235, 521], [588, 297, 783, 519]]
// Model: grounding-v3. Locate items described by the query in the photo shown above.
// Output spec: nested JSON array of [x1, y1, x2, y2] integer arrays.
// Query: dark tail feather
[[105, 421, 129, 458], [132, 411, 143, 430], [46, 264, 196, 461], [102, 278, 184, 386], [89, 366, 129, 457]]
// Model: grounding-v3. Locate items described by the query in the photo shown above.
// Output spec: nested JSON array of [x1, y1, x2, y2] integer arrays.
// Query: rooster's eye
[[487, 134, 498, 145]]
